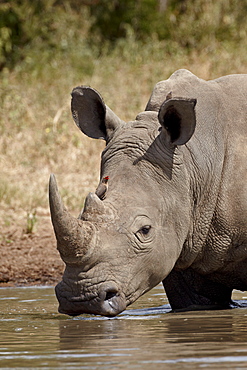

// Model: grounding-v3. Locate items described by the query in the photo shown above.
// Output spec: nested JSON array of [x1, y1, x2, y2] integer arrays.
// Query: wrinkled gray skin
[[50, 69, 247, 317]]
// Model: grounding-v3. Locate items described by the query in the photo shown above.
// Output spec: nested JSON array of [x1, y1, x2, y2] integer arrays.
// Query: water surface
[[1, 285, 247, 369]]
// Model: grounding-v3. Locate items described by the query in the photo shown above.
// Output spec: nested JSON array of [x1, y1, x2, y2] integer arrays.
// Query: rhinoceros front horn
[[49, 174, 95, 263]]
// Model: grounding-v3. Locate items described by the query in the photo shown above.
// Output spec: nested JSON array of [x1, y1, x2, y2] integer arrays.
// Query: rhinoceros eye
[[135, 225, 152, 243], [140, 225, 151, 235]]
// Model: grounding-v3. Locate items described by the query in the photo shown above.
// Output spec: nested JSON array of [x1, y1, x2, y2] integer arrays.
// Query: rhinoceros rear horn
[[49, 174, 95, 263], [71, 86, 124, 141], [81, 192, 106, 217]]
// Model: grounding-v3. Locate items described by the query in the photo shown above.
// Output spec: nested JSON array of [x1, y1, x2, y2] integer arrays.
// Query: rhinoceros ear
[[71, 86, 124, 140], [158, 97, 197, 145]]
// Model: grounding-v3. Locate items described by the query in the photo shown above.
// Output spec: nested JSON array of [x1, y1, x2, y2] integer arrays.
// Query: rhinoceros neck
[[175, 113, 227, 269]]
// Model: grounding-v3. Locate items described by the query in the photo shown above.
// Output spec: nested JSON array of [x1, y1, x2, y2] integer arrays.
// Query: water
[[1, 285, 247, 369]]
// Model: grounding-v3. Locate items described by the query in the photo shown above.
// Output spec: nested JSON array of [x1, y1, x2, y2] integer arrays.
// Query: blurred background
[[0, 0, 246, 283]]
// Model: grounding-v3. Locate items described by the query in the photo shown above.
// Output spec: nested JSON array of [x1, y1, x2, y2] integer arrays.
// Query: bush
[[89, 0, 247, 50], [89, 0, 162, 42], [1, 0, 246, 70], [0, 0, 93, 72], [0, 3, 24, 69], [0, 1, 59, 70]]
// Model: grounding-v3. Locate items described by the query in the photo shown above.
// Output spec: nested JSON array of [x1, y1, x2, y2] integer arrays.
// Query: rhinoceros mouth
[[55, 283, 127, 317], [57, 295, 126, 317]]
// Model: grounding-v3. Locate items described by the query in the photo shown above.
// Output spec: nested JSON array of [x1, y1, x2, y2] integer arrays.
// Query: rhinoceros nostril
[[99, 284, 119, 302], [105, 291, 117, 301], [102, 285, 119, 301]]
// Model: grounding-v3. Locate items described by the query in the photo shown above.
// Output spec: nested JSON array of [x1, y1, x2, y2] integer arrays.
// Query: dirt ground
[[0, 211, 64, 287]]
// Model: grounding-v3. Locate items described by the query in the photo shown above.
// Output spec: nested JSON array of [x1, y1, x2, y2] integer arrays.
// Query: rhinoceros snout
[[55, 282, 127, 317]]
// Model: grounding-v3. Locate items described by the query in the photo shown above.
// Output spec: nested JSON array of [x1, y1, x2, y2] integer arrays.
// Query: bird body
[[95, 176, 109, 199]]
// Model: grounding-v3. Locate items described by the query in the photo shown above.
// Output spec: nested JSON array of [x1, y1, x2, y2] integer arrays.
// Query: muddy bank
[[0, 214, 64, 287]]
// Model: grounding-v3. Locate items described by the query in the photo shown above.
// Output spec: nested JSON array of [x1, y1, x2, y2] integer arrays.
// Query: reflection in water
[[58, 299, 247, 368], [1, 286, 247, 368]]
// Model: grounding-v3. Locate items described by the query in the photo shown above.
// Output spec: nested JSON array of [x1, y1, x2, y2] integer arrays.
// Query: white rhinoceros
[[49, 69, 247, 316]]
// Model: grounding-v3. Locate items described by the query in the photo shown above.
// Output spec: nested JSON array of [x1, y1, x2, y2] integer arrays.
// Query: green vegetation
[[89, 0, 247, 48], [0, 0, 246, 229], [26, 210, 37, 234]]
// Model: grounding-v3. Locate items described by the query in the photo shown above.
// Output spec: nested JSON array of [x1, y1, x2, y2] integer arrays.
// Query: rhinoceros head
[[50, 86, 196, 316]]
